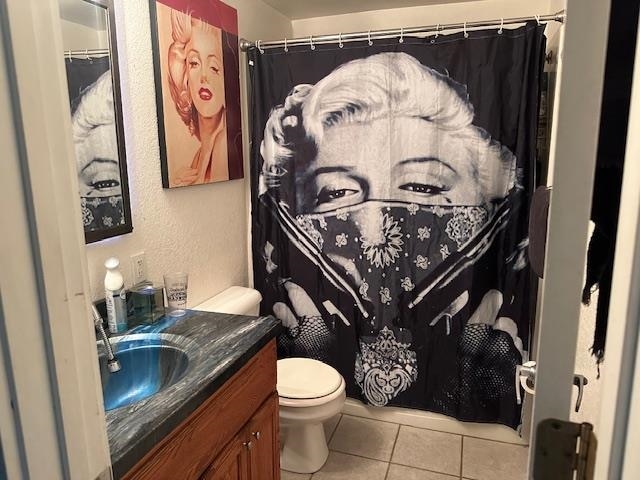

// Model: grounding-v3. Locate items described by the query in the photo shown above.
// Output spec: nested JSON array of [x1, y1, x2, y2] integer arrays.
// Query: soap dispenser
[[104, 257, 127, 333]]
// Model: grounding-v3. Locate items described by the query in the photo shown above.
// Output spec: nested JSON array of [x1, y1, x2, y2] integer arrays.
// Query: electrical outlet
[[131, 252, 147, 285]]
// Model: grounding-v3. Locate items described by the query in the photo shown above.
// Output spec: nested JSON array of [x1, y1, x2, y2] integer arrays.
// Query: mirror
[[59, 0, 132, 244]]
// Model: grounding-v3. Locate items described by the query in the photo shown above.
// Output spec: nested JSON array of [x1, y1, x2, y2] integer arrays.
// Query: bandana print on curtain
[[250, 23, 546, 429]]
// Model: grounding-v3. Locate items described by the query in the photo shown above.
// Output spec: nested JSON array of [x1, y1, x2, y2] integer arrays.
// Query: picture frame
[[62, 0, 133, 244], [148, 0, 244, 189]]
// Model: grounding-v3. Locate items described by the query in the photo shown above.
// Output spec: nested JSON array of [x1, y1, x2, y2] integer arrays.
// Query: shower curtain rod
[[63, 48, 109, 58], [239, 10, 565, 52]]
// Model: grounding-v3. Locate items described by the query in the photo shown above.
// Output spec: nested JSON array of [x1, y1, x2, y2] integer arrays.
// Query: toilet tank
[[193, 286, 262, 316]]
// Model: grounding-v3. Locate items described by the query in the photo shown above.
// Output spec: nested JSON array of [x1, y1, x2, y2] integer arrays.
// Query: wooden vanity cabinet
[[200, 430, 249, 480], [201, 394, 279, 480], [246, 394, 279, 479], [123, 339, 280, 480]]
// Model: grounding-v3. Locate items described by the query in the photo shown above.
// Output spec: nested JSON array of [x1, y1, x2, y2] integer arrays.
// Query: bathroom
[[2, 0, 640, 478]]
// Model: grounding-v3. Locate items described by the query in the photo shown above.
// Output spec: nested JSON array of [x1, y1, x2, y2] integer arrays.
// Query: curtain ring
[[463, 22, 469, 38], [309, 35, 315, 50], [67, 50, 72, 62], [284, 38, 288, 53], [256, 40, 265, 54], [367, 30, 373, 46], [435, 24, 440, 38], [339, 32, 344, 48], [85, 48, 89, 59], [535, 14, 541, 25], [498, 18, 504, 34], [399, 27, 404, 44]]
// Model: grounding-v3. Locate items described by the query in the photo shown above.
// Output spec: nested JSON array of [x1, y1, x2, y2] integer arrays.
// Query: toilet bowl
[[278, 357, 346, 473]]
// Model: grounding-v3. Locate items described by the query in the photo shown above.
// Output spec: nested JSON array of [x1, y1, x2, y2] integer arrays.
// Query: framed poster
[[149, 0, 243, 188]]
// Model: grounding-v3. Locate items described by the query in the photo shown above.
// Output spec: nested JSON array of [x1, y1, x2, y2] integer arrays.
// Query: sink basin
[[98, 333, 190, 411]]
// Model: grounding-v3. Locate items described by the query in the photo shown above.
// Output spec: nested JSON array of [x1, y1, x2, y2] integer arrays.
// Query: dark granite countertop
[[103, 310, 281, 479]]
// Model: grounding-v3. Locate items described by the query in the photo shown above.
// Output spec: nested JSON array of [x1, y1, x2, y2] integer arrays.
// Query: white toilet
[[194, 286, 346, 474], [277, 357, 346, 473]]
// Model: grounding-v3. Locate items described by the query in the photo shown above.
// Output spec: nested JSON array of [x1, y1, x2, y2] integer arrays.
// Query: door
[[247, 394, 280, 480], [528, 0, 611, 470], [201, 432, 249, 480]]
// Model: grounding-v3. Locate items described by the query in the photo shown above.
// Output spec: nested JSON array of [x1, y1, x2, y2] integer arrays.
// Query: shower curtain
[[250, 23, 546, 429]]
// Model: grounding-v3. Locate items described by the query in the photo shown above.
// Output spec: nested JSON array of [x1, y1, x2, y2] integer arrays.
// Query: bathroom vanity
[[103, 311, 282, 479]]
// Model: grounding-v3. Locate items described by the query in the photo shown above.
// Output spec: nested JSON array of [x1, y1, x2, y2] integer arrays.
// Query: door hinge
[[533, 419, 597, 480]]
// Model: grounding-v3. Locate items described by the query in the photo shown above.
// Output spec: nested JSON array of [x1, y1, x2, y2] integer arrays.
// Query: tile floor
[[281, 414, 528, 480]]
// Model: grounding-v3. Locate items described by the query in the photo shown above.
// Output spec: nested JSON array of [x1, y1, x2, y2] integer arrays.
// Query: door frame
[[1, 0, 111, 478], [532, 1, 640, 477], [529, 0, 611, 453]]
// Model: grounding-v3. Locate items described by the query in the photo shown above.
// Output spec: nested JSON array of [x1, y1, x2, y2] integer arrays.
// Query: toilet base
[[280, 422, 328, 473]]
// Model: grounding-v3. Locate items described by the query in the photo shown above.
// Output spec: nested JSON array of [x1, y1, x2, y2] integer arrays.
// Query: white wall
[[60, 18, 108, 51], [291, 0, 557, 37], [84, 0, 291, 304]]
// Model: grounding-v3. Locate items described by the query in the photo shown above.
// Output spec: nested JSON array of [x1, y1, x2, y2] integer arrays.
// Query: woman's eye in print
[[90, 179, 120, 190], [79, 159, 121, 195], [399, 182, 449, 196], [189, 59, 200, 69], [316, 187, 358, 206]]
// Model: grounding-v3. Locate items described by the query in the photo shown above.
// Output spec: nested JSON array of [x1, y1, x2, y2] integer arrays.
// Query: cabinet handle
[[243, 440, 253, 450], [252, 431, 261, 440]]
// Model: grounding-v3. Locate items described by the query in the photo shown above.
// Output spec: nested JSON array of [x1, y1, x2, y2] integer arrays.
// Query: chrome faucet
[[92, 305, 121, 373]]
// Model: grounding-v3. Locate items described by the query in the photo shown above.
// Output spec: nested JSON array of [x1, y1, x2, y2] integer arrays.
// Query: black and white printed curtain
[[250, 23, 546, 429]]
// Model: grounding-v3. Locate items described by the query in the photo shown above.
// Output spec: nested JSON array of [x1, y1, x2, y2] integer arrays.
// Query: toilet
[[194, 286, 346, 474], [277, 357, 346, 473]]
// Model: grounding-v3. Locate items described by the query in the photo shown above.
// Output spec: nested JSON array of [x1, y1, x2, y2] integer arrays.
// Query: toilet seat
[[277, 358, 344, 407]]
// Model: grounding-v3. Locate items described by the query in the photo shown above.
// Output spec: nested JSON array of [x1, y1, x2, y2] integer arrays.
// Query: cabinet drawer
[[124, 340, 277, 480]]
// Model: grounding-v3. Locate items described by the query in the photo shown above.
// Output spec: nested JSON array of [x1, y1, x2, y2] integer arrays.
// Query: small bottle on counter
[[104, 257, 127, 333]]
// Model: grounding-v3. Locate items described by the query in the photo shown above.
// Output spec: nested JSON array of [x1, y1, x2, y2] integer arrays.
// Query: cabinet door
[[247, 393, 280, 480], [201, 433, 249, 480]]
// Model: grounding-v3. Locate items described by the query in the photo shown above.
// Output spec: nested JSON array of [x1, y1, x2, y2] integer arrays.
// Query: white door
[[1, 0, 111, 478], [528, 0, 611, 472]]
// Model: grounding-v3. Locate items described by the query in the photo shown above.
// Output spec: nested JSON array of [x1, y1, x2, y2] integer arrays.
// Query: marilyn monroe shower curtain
[[249, 23, 546, 429]]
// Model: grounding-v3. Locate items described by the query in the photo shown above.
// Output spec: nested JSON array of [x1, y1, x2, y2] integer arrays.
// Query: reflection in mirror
[[59, 0, 132, 244]]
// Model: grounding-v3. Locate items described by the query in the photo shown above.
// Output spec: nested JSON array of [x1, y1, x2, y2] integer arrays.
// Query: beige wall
[[84, 0, 291, 304], [291, 0, 558, 37], [60, 18, 108, 51]]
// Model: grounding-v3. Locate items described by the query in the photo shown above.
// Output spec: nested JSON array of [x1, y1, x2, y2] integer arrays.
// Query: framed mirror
[[59, 0, 132, 243]]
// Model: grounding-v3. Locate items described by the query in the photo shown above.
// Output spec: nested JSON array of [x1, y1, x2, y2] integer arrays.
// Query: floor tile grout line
[[329, 416, 400, 462], [383, 460, 391, 480], [460, 435, 464, 478], [342, 412, 528, 446], [329, 446, 395, 464], [388, 460, 461, 478], [461, 433, 529, 447], [389, 422, 401, 463], [299, 452, 462, 479]]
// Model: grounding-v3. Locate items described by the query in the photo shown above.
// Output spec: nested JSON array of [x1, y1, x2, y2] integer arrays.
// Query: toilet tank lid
[[277, 358, 342, 399], [194, 286, 262, 314]]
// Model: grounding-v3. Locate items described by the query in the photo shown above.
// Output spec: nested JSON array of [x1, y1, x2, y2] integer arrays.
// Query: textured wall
[[84, 0, 291, 304]]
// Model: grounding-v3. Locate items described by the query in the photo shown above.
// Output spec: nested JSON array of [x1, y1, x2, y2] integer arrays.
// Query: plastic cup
[[163, 272, 188, 317]]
